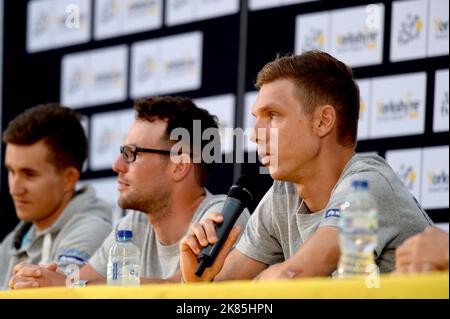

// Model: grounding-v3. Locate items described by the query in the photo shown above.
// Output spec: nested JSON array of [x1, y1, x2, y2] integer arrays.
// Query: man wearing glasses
[[9, 96, 250, 288]]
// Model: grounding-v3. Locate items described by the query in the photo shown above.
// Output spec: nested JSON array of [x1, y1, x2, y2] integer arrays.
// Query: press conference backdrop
[[0, 0, 448, 239]]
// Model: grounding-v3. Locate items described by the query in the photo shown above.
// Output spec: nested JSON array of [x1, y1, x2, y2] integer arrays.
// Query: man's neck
[[295, 147, 354, 212], [34, 191, 75, 231], [148, 187, 206, 246]]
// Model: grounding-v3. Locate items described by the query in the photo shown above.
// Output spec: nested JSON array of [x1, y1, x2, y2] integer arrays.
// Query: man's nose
[[9, 176, 26, 196], [112, 154, 128, 173]]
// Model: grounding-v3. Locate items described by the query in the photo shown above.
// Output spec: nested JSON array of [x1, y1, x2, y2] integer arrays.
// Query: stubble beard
[[118, 186, 171, 219]]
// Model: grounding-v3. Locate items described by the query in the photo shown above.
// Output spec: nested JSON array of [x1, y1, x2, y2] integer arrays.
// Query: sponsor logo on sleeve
[[325, 209, 341, 218]]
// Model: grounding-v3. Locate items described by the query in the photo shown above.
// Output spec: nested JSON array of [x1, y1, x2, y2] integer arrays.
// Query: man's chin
[[266, 166, 291, 182], [16, 211, 34, 222], [118, 197, 143, 212]]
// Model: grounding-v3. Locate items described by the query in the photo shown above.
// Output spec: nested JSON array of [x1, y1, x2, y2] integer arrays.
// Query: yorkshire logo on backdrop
[[164, 55, 196, 77], [93, 68, 123, 89], [27, 0, 91, 53], [329, 4, 384, 67], [375, 93, 420, 122], [335, 28, 379, 52], [88, 46, 127, 104], [126, 0, 159, 18], [421, 146, 449, 209], [62, 45, 127, 108], [130, 31, 202, 98], [427, 170, 450, 193], [370, 73, 426, 138], [295, 5, 385, 67]]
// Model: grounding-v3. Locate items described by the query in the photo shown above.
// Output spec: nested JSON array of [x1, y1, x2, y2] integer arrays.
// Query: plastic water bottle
[[107, 230, 140, 286], [337, 180, 378, 278]]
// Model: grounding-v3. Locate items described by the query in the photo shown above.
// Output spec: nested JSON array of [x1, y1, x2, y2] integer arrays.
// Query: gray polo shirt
[[89, 190, 251, 279], [236, 154, 433, 273], [0, 185, 113, 290]]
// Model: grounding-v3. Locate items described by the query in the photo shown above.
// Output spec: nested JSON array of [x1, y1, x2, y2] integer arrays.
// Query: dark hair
[[256, 50, 360, 146], [134, 96, 219, 186], [2, 103, 88, 172]]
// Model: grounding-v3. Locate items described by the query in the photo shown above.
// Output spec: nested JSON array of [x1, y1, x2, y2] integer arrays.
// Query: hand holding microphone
[[179, 176, 255, 282]]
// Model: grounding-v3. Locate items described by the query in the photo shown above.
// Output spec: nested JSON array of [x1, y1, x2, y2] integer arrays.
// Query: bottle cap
[[116, 230, 133, 241], [351, 180, 369, 190]]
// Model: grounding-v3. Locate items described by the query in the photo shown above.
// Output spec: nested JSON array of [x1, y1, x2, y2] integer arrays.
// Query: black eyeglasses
[[120, 145, 175, 163]]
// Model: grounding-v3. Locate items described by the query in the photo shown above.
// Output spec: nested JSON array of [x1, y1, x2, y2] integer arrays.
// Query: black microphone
[[195, 175, 255, 278]]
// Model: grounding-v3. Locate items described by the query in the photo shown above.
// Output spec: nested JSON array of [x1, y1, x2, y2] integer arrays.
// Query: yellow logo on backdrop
[[93, 68, 123, 88], [398, 14, 423, 45], [360, 100, 367, 114], [397, 164, 417, 190], [137, 57, 157, 82], [304, 28, 326, 50], [34, 14, 50, 37], [415, 19, 423, 32], [408, 170, 416, 185], [69, 69, 86, 94], [101, 0, 121, 24]]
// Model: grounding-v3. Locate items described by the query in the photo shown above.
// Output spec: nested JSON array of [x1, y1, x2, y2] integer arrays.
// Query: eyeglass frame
[[120, 144, 182, 163]]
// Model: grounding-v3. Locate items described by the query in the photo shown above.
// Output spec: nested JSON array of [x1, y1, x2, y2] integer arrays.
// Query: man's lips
[[117, 180, 130, 190], [13, 199, 31, 206]]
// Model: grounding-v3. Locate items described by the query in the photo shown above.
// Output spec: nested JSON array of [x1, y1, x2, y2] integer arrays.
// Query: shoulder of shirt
[[343, 154, 390, 175], [200, 192, 227, 209], [55, 185, 113, 230], [333, 154, 396, 192]]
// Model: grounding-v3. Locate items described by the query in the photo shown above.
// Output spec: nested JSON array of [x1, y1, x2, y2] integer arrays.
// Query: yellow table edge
[[0, 271, 448, 299]]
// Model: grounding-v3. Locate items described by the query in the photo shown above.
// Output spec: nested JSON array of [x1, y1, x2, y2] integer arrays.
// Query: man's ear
[[170, 154, 192, 182], [313, 105, 336, 138], [63, 167, 80, 193]]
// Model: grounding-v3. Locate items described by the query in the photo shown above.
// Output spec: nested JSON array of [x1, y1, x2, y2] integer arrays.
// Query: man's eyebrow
[[252, 104, 280, 117], [5, 165, 39, 174], [21, 168, 39, 174]]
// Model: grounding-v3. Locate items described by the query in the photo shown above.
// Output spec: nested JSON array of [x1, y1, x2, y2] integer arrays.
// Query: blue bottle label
[[112, 262, 119, 280]]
